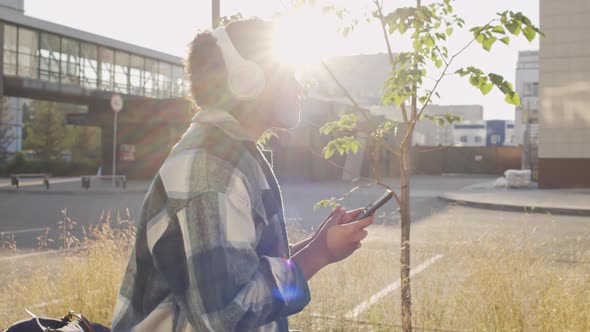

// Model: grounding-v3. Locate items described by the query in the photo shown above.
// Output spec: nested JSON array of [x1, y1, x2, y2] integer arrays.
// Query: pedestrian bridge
[[0, 7, 193, 178], [0, 8, 188, 103]]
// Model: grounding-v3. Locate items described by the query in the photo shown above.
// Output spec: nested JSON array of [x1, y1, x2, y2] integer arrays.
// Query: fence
[[271, 145, 523, 182]]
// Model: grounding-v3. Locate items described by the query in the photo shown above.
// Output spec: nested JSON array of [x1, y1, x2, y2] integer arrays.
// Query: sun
[[272, 7, 338, 66]]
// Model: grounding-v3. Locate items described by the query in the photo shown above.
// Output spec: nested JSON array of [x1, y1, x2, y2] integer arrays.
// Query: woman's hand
[[293, 206, 374, 279]]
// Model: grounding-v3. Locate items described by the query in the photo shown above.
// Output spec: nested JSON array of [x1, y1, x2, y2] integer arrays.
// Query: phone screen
[[357, 190, 393, 220]]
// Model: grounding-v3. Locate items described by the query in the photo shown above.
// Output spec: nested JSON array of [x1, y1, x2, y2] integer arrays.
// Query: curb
[[438, 194, 590, 217]]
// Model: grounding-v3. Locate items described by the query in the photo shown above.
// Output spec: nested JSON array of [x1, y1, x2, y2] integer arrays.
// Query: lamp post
[[212, 0, 220, 28], [110, 93, 123, 187]]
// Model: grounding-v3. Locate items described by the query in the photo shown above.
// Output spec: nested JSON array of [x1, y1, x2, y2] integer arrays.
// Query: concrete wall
[[0, 0, 24, 13], [539, 0, 590, 188]]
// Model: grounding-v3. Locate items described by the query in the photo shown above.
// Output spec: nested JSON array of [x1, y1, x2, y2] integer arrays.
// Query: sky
[[25, 0, 539, 120]]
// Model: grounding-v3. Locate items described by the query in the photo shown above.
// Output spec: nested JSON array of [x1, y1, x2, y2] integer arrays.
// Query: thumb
[[327, 207, 347, 226]]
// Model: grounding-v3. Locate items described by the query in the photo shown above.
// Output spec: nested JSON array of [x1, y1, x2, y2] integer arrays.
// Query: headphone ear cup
[[228, 61, 266, 100]]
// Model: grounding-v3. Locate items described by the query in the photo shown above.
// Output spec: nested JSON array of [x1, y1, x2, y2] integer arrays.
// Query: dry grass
[[0, 211, 134, 329], [1, 208, 590, 331]]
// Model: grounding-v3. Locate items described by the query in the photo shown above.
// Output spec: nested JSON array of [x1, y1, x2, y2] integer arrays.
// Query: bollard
[[43, 176, 50, 190]]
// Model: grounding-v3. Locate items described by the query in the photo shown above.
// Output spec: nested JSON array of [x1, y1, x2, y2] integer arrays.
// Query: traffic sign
[[110, 93, 124, 113]]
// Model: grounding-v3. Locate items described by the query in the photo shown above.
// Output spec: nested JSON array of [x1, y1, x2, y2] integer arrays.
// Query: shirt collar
[[192, 108, 258, 143]]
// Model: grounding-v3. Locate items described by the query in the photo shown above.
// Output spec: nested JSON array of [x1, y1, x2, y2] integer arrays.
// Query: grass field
[[1, 206, 589, 331]]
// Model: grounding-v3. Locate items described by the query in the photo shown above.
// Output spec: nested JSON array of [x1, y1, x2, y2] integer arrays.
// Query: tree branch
[[400, 18, 498, 147], [372, 0, 410, 123], [320, 60, 371, 121]]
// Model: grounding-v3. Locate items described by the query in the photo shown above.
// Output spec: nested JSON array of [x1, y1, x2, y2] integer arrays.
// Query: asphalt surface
[[1, 175, 494, 250]]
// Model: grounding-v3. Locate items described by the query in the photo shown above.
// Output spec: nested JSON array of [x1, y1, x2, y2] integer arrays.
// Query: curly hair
[[185, 18, 274, 109]]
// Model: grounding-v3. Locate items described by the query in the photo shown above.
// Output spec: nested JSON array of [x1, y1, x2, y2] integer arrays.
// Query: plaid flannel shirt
[[112, 110, 311, 332]]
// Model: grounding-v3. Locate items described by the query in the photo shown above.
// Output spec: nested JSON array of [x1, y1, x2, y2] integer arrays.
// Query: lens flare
[[272, 7, 338, 66]]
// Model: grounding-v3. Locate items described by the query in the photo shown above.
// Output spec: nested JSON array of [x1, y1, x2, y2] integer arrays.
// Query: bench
[[81, 175, 127, 190], [10, 173, 51, 189]]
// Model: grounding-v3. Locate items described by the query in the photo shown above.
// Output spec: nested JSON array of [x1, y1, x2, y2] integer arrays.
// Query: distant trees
[[25, 100, 65, 160], [0, 97, 14, 163]]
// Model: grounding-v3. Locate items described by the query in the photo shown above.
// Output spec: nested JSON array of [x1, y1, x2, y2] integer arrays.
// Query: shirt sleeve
[[151, 181, 311, 331]]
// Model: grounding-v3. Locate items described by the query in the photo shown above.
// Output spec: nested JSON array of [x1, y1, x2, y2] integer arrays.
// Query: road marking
[[0, 247, 81, 262], [345, 254, 444, 319], [0, 227, 48, 235]]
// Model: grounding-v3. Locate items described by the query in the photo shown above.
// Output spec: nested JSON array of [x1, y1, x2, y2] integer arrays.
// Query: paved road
[[0, 175, 493, 249]]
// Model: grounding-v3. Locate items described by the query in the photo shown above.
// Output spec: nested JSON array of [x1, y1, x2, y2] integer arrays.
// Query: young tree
[[307, 1, 541, 330], [25, 100, 66, 160]]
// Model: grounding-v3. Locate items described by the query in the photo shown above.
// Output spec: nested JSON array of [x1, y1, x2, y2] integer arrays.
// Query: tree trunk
[[400, 135, 412, 332]]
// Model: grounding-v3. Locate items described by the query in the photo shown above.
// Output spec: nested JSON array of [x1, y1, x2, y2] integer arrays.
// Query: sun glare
[[273, 7, 337, 66]]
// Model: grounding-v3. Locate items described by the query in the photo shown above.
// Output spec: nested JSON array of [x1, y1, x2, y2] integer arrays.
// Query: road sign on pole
[[212, 0, 220, 28], [111, 93, 123, 187]]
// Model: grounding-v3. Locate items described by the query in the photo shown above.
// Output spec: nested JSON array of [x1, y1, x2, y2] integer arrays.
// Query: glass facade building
[[2, 22, 188, 98]]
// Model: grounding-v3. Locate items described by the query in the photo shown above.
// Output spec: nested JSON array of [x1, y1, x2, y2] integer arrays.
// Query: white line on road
[[345, 254, 445, 319], [0, 247, 81, 262], [0, 227, 48, 235]]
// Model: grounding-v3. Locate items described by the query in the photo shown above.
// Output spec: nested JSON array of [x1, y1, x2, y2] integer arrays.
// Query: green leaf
[[399, 22, 406, 34], [435, 59, 443, 68], [350, 141, 359, 154], [482, 36, 497, 51], [475, 33, 485, 44], [425, 37, 435, 48], [506, 22, 521, 35], [314, 198, 338, 210], [504, 92, 521, 106], [499, 36, 510, 45], [323, 146, 335, 159], [413, 38, 421, 50], [456, 68, 468, 77], [492, 25, 506, 34], [469, 75, 480, 87], [446, 27, 453, 36], [480, 83, 493, 96], [523, 26, 536, 42]]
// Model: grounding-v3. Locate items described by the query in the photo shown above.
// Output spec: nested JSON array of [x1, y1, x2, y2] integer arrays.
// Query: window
[[98, 47, 114, 90], [157, 62, 172, 98], [460, 136, 468, 143], [171, 65, 185, 97], [3, 24, 17, 75], [40, 32, 61, 82], [474, 136, 482, 143], [130, 55, 144, 96], [114, 51, 130, 94], [61, 37, 80, 84], [524, 82, 539, 97], [18, 28, 39, 79], [144, 58, 158, 97], [80, 43, 98, 88], [490, 134, 501, 145]]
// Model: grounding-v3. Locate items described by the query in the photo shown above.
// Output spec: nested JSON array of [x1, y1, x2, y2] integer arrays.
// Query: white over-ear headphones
[[211, 27, 266, 101]]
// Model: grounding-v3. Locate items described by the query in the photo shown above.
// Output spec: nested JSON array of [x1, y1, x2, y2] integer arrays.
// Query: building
[[412, 104, 484, 146], [514, 50, 539, 146], [539, 0, 590, 188], [450, 120, 515, 147], [0, 0, 192, 177], [514, 50, 539, 177]]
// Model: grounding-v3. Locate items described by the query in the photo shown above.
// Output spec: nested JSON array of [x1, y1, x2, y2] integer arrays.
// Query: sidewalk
[[439, 180, 590, 216]]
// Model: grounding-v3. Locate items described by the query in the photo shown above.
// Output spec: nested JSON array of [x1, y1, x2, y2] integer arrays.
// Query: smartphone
[[356, 190, 393, 220]]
